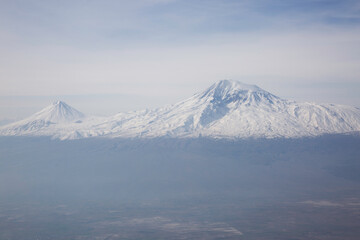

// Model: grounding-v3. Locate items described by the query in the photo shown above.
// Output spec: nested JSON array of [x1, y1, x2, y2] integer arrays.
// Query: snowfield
[[1, 80, 360, 140]]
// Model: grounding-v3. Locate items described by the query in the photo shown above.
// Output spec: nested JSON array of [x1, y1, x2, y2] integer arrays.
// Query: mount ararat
[[1, 80, 360, 140]]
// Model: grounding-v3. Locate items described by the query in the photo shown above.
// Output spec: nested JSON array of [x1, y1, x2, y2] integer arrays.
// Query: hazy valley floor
[[0, 135, 360, 239]]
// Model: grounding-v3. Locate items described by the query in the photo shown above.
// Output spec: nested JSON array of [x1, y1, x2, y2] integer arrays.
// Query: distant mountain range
[[1, 80, 360, 140]]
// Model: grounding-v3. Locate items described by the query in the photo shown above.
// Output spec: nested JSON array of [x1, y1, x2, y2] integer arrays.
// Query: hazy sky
[[1, 0, 360, 121]]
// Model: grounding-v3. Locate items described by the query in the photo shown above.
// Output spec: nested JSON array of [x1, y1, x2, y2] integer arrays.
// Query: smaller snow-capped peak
[[0, 101, 85, 136], [28, 100, 85, 123]]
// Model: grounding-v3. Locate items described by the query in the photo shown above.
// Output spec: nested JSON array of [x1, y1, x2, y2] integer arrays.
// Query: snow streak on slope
[[1, 80, 360, 139]]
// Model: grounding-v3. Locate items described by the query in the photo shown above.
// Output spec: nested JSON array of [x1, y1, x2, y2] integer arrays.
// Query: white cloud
[[1, 29, 359, 99]]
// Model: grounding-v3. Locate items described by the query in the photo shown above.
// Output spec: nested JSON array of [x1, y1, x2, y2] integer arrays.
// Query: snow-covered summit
[[203, 80, 263, 95], [0, 101, 84, 136], [198, 80, 282, 107], [31, 100, 85, 123], [1, 80, 360, 140]]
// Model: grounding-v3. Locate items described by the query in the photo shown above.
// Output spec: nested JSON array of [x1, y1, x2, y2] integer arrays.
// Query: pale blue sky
[[1, 0, 360, 121]]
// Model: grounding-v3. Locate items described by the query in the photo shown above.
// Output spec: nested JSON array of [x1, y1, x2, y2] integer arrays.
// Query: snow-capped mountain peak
[[198, 80, 281, 106], [0, 101, 85, 137], [206, 79, 263, 94], [31, 100, 85, 123]]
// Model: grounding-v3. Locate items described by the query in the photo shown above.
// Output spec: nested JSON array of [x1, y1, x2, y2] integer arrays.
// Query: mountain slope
[[1, 80, 360, 139], [100, 80, 360, 138]]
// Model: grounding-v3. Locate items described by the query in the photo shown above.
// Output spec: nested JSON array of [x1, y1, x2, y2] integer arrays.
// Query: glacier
[[1, 80, 360, 140]]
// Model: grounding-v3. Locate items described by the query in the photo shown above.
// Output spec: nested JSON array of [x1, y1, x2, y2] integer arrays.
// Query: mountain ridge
[[1, 80, 360, 140]]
